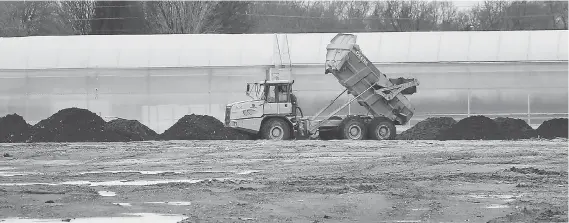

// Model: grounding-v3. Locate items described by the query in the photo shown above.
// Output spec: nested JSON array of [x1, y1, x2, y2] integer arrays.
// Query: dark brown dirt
[[396, 117, 456, 140], [0, 113, 31, 143], [159, 114, 251, 140], [104, 118, 158, 141], [389, 77, 416, 95], [436, 115, 504, 140], [29, 108, 127, 142], [536, 118, 568, 139], [494, 117, 537, 140]]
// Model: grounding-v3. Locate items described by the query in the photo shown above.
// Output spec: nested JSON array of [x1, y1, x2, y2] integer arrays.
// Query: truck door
[[263, 84, 292, 115], [275, 84, 292, 114], [263, 85, 279, 115]]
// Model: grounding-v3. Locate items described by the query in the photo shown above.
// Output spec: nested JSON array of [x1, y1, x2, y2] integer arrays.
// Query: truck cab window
[[266, 86, 276, 103], [277, 85, 289, 103]]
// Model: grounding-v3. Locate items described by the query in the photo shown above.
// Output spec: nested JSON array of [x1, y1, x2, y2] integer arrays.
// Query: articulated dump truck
[[224, 33, 420, 140]]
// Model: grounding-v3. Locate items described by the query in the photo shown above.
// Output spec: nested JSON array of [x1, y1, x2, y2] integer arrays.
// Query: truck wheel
[[368, 118, 396, 140], [261, 118, 291, 140], [338, 116, 367, 140]]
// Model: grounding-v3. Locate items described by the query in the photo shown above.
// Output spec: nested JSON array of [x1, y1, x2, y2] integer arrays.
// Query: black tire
[[261, 118, 291, 140], [367, 117, 396, 140], [338, 116, 367, 140], [318, 128, 338, 140]]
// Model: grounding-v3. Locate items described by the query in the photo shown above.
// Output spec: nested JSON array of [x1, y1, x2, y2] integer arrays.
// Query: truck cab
[[225, 79, 301, 140]]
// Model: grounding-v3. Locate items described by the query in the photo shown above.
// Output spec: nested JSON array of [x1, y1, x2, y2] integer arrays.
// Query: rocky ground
[[0, 139, 567, 223]]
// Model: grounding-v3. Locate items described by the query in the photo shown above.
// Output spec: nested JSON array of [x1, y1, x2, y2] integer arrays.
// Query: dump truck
[[224, 33, 419, 140]]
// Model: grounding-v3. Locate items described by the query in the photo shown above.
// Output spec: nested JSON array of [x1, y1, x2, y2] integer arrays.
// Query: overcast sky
[[451, 1, 482, 9]]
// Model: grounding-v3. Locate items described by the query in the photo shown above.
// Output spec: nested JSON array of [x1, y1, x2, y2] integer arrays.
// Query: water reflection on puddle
[[486, 204, 510, 209], [145, 201, 192, 206], [0, 213, 187, 223], [0, 178, 247, 187], [97, 191, 116, 197]]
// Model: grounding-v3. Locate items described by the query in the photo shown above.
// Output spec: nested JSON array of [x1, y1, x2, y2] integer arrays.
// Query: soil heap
[[494, 117, 537, 140], [30, 108, 127, 142], [396, 117, 457, 140], [160, 114, 251, 140], [0, 114, 32, 143], [104, 118, 158, 141], [436, 115, 505, 140], [536, 118, 568, 139]]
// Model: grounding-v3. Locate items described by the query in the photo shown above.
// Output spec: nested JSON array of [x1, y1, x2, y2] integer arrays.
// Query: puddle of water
[[0, 178, 247, 187], [235, 170, 261, 175], [98, 191, 116, 197], [467, 194, 517, 202], [113, 203, 132, 207], [0, 213, 187, 223], [411, 208, 430, 211], [0, 167, 16, 171], [27, 160, 80, 166], [144, 201, 191, 206], [78, 170, 185, 175], [486, 204, 510, 209], [0, 172, 36, 177]]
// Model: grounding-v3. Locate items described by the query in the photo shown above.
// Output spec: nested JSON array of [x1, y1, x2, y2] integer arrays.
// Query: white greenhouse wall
[[0, 30, 566, 70]]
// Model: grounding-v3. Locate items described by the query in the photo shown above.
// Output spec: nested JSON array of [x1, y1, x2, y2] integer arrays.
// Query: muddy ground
[[0, 140, 567, 223]]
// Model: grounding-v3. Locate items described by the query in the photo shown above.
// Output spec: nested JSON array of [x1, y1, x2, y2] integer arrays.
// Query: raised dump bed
[[324, 33, 418, 126]]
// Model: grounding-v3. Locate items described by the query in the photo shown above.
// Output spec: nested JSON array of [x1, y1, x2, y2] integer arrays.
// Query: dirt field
[[0, 139, 567, 222]]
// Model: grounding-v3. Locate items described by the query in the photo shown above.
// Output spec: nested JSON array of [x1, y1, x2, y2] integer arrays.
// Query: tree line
[[0, 0, 566, 37]]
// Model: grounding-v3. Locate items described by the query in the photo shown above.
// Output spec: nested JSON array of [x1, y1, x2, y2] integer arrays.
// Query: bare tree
[[143, 1, 220, 34], [547, 1, 568, 29], [0, 1, 71, 37], [56, 0, 95, 35], [470, 1, 511, 30], [433, 1, 460, 31]]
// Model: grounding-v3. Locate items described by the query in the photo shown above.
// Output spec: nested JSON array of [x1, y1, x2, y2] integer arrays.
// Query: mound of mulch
[[159, 114, 251, 140], [104, 118, 158, 141], [537, 118, 568, 139], [0, 114, 32, 143], [494, 117, 537, 140], [389, 77, 417, 95], [436, 115, 505, 140], [29, 108, 127, 142], [396, 117, 456, 140]]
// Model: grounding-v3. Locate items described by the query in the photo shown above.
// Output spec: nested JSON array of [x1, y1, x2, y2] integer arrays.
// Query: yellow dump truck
[[225, 33, 419, 140]]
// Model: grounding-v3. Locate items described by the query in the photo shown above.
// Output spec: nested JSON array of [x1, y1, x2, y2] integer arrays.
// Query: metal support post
[[527, 93, 531, 125], [467, 90, 471, 117]]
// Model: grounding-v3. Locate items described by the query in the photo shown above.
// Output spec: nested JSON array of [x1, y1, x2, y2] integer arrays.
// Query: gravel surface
[[0, 139, 567, 222]]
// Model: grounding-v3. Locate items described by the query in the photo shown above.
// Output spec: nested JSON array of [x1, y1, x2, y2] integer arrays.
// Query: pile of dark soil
[[494, 117, 537, 140], [29, 108, 127, 142], [160, 114, 251, 140], [396, 117, 456, 140], [0, 114, 32, 143], [104, 118, 158, 141], [389, 77, 416, 95], [536, 118, 568, 139], [436, 115, 505, 140]]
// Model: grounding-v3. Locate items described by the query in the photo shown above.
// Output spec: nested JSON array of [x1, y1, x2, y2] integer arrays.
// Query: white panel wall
[[1, 31, 566, 70]]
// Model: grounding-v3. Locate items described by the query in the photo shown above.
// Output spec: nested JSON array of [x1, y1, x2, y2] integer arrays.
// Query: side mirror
[[246, 84, 250, 93]]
